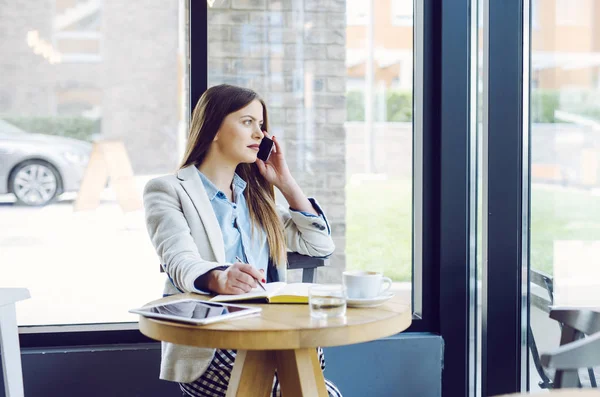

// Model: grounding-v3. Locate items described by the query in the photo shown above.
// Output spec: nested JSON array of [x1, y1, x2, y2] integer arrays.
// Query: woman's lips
[[247, 145, 259, 151]]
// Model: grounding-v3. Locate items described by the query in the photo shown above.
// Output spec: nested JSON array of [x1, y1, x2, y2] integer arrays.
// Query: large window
[[207, 0, 414, 301], [474, 0, 600, 393], [529, 0, 600, 390], [1, 0, 419, 329], [0, 0, 189, 326]]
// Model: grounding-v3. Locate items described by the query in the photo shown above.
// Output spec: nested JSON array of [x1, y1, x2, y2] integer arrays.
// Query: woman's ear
[[213, 132, 219, 142]]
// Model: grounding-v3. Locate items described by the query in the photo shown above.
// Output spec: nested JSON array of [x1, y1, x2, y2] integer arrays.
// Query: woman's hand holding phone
[[255, 132, 319, 216], [255, 132, 296, 191]]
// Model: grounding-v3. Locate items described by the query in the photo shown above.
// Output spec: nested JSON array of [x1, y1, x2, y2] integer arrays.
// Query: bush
[[1, 116, 100, 142], [386, 91, 412, 122], [531, 90, 560, 123], [346, 91, 365, 121], [530, 89, 600, 123], [348, 87, 600, 124], [562, 89, 600, 122]]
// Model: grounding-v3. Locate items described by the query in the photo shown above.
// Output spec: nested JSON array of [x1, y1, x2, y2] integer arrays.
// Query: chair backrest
[[550, 308, 600, 339], [531, 268, 554, 311], [529, 270, 600, 390], [529, 268, 560, 389], [541, 308, 600, 388], [160, 252, 325, 283], [286, 252, 325, 283]]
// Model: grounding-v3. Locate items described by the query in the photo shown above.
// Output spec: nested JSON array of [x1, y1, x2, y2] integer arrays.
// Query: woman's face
[[212, 99, 265, 164]]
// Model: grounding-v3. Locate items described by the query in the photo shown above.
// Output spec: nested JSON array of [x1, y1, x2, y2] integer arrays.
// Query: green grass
[[346, 179, 600, 282], [346, 179, 412, 281], [530, 185, 600, 274]]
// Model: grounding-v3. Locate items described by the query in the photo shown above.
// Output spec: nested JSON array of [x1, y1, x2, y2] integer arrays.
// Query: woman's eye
[[243, 120, 252, 126]]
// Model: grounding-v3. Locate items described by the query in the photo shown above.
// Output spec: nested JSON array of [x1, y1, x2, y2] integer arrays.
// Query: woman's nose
[[253, 126, 264, 139]]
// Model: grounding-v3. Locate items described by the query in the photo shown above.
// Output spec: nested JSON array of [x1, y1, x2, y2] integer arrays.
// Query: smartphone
[[257, 136, 274, 161]]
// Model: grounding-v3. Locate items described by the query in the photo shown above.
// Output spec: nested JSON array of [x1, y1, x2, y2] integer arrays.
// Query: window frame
[[480, 0, 531, 394], [408, 0, 439, 333], [436, 0, 478, 396]]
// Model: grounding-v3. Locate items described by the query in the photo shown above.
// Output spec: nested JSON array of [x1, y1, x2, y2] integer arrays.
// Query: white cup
[[342, 270, 393, 299]]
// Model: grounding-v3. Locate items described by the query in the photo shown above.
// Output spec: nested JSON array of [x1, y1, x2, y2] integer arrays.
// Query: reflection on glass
[[148, 301, 244, 320], [207, 0, 414, 302], [529, 0, 600, 390], [0, 0, 189, 325]]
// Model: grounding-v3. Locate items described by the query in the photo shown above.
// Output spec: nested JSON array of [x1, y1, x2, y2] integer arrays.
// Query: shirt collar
[[232, 173, 247, 196], [197, 170, 247, 201]]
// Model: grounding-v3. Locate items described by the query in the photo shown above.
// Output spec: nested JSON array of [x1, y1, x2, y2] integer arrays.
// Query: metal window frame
[[437, 0, 478, 396], [480, 0, 531, 394], [406, 0, 441, 334]]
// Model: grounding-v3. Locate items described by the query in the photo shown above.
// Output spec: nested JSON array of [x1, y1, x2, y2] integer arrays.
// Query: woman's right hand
[[207, 263, 265, 295]]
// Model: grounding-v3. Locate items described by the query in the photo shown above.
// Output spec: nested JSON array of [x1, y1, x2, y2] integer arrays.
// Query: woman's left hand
[[256, 133, 295, 190]]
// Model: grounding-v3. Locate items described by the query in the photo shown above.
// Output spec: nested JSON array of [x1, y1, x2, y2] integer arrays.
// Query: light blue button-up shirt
[[197, 170, 325, 275], [198, 171, 270, 273]]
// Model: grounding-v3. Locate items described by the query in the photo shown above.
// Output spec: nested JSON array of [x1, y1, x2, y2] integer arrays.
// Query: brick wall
[[0, 0, 54, 114], [101, 1, 180, 174], [0, 0, 181, 175], [207, 0, 347, 282]]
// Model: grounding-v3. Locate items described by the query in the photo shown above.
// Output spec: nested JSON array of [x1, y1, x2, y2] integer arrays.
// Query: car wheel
[[9, 160, 61, 206]]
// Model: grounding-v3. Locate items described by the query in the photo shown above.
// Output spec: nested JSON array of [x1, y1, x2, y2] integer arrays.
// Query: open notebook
[[209, 282, 312, 304]]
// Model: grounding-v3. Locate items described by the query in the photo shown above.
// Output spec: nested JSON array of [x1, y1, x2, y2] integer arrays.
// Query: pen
[[235, 256, 267, 291]]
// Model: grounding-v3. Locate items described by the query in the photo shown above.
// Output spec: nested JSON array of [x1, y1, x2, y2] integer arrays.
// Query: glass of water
[[309, 284, 347, 319]]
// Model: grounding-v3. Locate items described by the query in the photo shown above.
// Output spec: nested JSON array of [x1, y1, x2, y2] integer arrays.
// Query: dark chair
[[286, 252, 325, 283], [543, 308, 600, 388], [159, 252, 324, 283], [529, 269, 556, 389], [530, 269, 600, 389], [542, 320, 600, 389]]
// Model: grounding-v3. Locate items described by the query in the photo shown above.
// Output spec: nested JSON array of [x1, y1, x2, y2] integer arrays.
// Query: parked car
[[0, 119, 92, 206]]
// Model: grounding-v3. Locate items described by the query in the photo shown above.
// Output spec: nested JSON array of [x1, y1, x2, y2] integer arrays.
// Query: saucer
[[346, 293, 395, 308]]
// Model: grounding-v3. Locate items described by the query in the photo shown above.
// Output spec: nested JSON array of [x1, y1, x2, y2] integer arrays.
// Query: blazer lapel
[[177, 165, 225, 263]]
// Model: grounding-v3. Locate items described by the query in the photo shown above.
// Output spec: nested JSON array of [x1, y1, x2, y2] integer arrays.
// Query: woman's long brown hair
[[180, 84, 286, 267]]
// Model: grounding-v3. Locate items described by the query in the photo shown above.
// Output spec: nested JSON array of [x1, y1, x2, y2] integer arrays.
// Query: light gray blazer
[[143, 164, 335, 383]]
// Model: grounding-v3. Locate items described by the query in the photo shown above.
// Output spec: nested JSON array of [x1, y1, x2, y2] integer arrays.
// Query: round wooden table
[[137, 292, 411, 397]]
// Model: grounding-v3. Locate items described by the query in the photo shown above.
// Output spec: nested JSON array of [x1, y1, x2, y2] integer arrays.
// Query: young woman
[[143, 84, 341, 397]]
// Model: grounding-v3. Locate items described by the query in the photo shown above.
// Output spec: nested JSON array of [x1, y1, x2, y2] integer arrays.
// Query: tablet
[[129, 299, 261, 325]]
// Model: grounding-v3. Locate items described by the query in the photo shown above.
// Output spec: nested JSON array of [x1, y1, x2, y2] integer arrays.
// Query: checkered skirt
[[180, 347, 342, 397]]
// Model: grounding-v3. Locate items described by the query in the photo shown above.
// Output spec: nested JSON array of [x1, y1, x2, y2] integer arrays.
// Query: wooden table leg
[[226, 350, 276, 397], [275, 348, 328, 397]]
